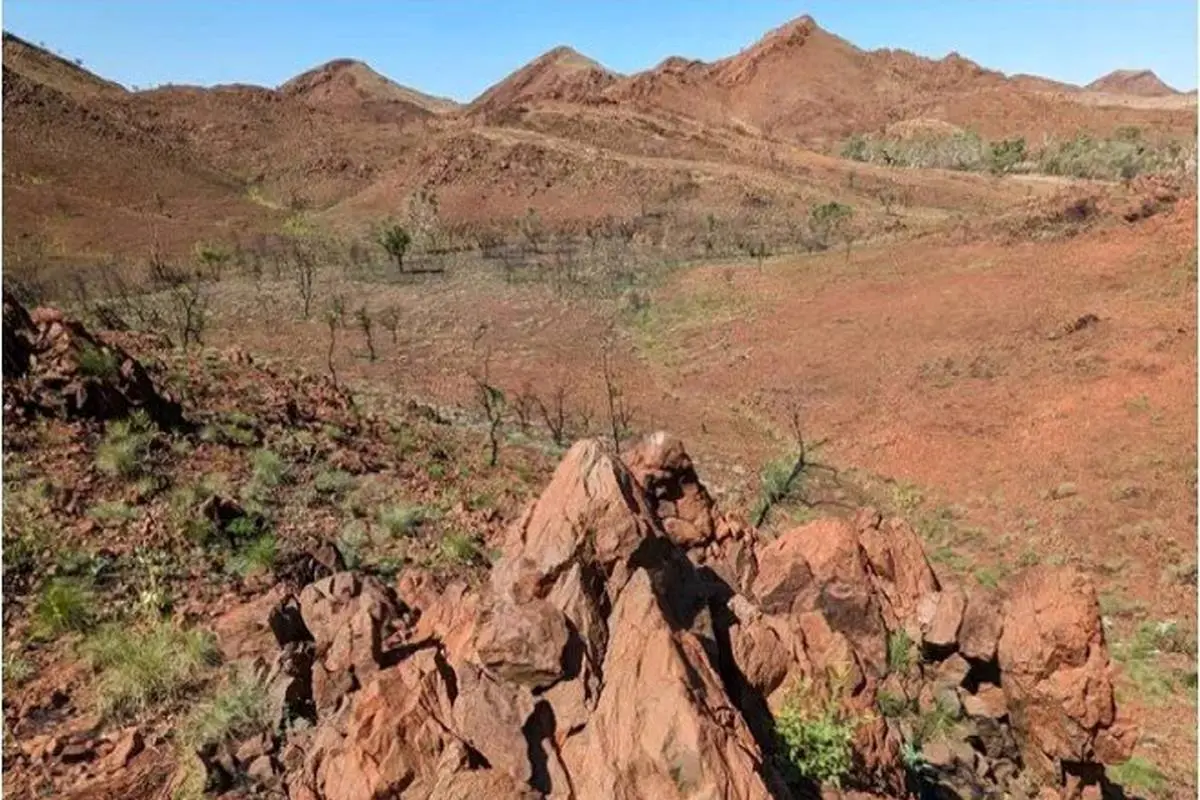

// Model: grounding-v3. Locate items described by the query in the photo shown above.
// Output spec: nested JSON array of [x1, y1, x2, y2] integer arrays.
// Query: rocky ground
[[1, 293, 1145, 799]]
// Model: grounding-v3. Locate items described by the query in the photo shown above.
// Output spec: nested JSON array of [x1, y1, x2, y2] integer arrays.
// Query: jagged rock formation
[[2, 290, 183, 428], [208, 434, 1136, 799]]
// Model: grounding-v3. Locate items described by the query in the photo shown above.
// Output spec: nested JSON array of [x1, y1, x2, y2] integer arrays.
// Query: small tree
[[510, 382, 536, 434], [468, 334, 506, 467], [809, 202, 854, 251], [379, 306, 401, 345], [291, 241, 317, 319], [167, 269, 210, 352], [377, 223, 412, 273], [752, 409, 837, 527], [194, 242, 230, 281], [355, 307, 376, 362]]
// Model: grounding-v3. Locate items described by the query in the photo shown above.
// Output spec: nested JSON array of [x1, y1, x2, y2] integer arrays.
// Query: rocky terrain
[[2, 10, 1196, 800], [0, 294, 1141, 798]]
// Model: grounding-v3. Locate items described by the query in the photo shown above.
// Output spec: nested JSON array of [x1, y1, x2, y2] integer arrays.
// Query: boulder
[[922, 585, 966, 650], [959, 589, 1003, 662], [298, 572, 400, 713], [474, 598, 570, 690], [997, 567, 1136, 783]]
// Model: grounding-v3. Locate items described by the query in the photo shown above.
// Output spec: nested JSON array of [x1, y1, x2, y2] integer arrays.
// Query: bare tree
[[469, 329, 507, 467], [355, 306, 376, 362], [323, 308, 339, 387], [167, 269, 210, 351], [536, 384, 571, 446], [510, 381, 537, 434], [751, 408, 838, 527], [600, 340, 634, 452]]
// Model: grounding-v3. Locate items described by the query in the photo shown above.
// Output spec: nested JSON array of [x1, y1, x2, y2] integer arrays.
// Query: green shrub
[[32, 577, 94, 639], [76, 344, 119, 379], [378, 503, 430, 538], [226, 534, 277, 578], [314, 468, 354, 498], [752, 454, 806, 527], [440, 532, 483, 566], [774, 682, 857, 788], [95, 412, 154, 478], [84, 620, 219, 719], [987, 137, 1027, 175], [250, 449, 290, 490]]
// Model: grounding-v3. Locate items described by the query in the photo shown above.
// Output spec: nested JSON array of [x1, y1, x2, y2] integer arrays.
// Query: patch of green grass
[[83, 620, 220, 719], [3, 652, 34, 688], [973, 565, 1007, 589], [178, 669, 272, 752], [32, 577, 94, 640], [225, 534, 277, 578], [76, 344, 120, 379], [95, 412, 154, 478], [887, 629, 915, 675], [336, 522, 370, 569], [774, 681, 858, 788], [913, 696, 960, 748], [1108, 755, 1167, 796], [876, 689, 909, 719], [250, 449, 290, 490], [314, 468, 354, 498], [1016, 549, 1041, 568], [377, 503, 431, 538], [752, 454, 807, 527], [87, 500, 140, 524], [440, 532, 483, 566]]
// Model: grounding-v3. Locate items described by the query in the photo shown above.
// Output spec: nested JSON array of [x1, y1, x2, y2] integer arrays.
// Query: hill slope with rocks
[[1, 294, 1140, 799]]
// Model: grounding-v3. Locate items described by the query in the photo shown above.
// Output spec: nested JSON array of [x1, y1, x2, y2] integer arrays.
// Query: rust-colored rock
[[298, 572, 400, 713], [923, 585, 966, 650], [959, 588, 1003, 662], [474, 598, 570, 690], [997, 566, 1136, 783], [559, 569, 775, 799]]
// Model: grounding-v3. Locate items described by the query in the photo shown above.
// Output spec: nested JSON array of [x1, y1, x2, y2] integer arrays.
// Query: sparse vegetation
[[378, 503, 430, 537], [84, 620, 219, 718], [178, 669, 272, 752], [440, 531, 483, 565], [1108, 755, 1168, 796], [226, 534, 277, 578]]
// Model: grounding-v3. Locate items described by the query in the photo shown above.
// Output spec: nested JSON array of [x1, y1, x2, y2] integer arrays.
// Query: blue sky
[[3, 1, 1196, 99]]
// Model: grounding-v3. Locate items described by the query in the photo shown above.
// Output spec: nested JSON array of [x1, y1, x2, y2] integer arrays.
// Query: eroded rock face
[[264, 435, 1135, 800]]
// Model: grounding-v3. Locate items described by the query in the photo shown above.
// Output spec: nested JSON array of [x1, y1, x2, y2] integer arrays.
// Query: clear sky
[[3, 1, 1196, 99]]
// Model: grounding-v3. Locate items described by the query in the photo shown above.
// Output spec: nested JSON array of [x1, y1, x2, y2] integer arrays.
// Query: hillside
[[1, 15, 1196, 261]]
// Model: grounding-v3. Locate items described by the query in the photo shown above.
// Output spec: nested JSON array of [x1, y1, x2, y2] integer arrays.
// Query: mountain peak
[[280, 58, 459, 113], [1086, 68, 1178, 97]]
